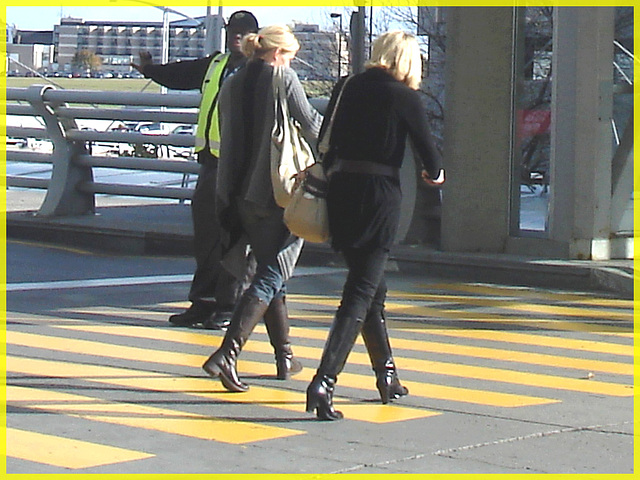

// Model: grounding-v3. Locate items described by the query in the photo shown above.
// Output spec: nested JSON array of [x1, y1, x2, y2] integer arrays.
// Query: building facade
[[292, 23, 348, 81], [54, 17, 207, 74], [11, 17, 349, 79], [6, 29, 55, 75]]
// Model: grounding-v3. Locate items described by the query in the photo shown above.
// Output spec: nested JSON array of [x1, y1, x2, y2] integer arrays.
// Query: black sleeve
[[142, 55, 216, 91], [317, 76, 348, 168], [402, 89, 442, 177]]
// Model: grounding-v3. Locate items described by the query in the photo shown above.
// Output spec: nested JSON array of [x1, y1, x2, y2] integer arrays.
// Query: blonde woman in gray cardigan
[[203, 24, 323, 392]]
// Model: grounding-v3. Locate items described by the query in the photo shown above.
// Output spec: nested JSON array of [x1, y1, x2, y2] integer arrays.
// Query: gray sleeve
[[283, 67, 323, 147]]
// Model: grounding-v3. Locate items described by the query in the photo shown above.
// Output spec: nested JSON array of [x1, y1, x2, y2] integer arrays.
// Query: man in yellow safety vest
[[132, 11, 259, 329]]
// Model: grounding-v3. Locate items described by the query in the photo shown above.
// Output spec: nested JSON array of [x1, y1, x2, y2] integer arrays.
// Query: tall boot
[[202, 294, 268, 392], [361, 309, 409, 404], [306, 313, 363, 420], [263, 294, 303, 380]]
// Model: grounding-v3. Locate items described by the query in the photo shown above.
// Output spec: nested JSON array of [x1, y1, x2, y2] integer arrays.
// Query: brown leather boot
[[202, 295, 268, 392], [263, 293, 303, 379]]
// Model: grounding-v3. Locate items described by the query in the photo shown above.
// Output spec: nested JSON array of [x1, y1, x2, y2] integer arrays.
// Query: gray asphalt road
[[6, 240, 634, 474]]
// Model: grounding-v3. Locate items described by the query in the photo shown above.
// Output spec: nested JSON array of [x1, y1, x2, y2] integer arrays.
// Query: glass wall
[[611, 7, 634, 236], [512, 7, 633, 239], [512, 7, 553, 235]]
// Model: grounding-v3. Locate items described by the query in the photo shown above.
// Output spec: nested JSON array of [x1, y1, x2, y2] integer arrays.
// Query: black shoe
[[203, 309, 233, 330], [169, 303, 214, 327]]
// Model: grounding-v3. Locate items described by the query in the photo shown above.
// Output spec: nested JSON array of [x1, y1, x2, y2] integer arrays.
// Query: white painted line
[[5, 274, 193, 292], [5, 267, 345, 292]]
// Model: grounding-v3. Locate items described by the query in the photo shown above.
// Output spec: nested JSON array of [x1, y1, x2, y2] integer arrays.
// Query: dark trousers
[[337, 247, 389, 321], [188, 153, 246, 309]]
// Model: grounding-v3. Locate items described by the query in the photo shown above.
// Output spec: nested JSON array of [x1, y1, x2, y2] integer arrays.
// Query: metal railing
[[6, 85, 202, 216]]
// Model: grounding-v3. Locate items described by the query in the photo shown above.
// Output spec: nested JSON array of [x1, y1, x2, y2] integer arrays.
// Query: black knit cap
[[226, 11, 259, 32]]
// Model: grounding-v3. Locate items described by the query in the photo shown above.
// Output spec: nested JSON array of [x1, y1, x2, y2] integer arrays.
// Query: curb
[[7, 211, 633, 299]]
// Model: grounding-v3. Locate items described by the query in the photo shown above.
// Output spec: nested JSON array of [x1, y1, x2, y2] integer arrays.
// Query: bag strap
[[272, 66, 289, 125], [318, 76, 351, 161]]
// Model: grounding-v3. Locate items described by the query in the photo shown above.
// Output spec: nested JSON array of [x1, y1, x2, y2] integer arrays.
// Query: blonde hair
[[366, 30, 423, 90], [241, 24, 300, 58]]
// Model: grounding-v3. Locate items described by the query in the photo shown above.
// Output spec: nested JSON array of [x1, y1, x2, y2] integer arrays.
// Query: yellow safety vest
[[195, 52, 229, 157]]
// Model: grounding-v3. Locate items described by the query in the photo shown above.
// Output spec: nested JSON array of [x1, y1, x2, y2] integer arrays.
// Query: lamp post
[[205, 5, 224, 54], [160, 8, 169, 94], [330, 13, 343, 81]]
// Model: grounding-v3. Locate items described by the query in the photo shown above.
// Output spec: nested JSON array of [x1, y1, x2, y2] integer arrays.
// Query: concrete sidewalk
[[5, 189, 634, 298]]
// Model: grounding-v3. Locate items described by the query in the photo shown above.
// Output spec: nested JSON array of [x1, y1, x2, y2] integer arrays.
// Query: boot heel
[[202, 357, 221, 378], [377, 377, 391, 405], [305, 396, 317, 414]]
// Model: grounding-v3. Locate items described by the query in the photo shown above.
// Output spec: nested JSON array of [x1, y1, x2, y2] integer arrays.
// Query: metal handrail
[[6, 85, 201, 216]]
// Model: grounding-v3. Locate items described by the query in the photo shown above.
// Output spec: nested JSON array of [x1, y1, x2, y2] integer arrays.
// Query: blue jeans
[[237, 199, 290, 304]]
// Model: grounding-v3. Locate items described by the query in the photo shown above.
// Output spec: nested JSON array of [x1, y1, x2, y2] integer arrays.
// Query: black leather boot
[[306, 313, 363, 420], [306, 373, 342, 420], [263, 294, 303, 379], [361, 309, 408, 404], [202, 295, 268, 392]]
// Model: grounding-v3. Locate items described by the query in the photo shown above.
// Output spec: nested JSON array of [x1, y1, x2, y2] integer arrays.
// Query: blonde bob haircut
[[366, 30, 423, 90], [241, 24, 300, 58]]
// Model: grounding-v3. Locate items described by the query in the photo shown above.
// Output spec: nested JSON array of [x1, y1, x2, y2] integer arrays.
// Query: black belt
[[328, 159, 399, 179]]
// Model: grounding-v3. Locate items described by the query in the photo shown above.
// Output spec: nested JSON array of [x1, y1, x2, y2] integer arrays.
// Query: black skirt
[[326, 172, 402, 252]]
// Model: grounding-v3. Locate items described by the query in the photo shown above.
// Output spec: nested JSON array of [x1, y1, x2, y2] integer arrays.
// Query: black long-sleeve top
[[320, 67, 442, 252], [141, 56, 214, 91], [320, 67, 441, 178]]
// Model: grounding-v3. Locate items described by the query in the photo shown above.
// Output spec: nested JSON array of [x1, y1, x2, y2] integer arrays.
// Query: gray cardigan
[[216, 60, 322, 218]]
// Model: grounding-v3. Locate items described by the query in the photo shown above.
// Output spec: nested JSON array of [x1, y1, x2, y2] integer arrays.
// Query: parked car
[[135, 122, 167, 135], [171, 124, 195, 135]]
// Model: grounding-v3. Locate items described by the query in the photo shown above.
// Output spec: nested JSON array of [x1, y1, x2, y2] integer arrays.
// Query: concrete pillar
[[549, 7, 615, 260], [441, 8, 515, 253]]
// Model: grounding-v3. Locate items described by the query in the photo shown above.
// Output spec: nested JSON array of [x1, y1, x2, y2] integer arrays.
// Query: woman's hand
[[421, 168, 445, 186], [292, 170, 308, 190]]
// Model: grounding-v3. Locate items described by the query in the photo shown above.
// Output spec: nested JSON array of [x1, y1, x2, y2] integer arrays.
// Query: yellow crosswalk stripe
[[497, 302, 632, 321], [385, 301, 632, 328], [388, 294, 634, 327], [439, 315, 634, 337], [288, 326, 633, 376], [281, 294, 340, 307], [35, 325, 556, 406], [8, 324, 557, 408], [7, 356, 440, 423], [395, 326, 633, 357], [422, 283, 634, 308], [149, 294, 636, 337], [7, 385, 304, 444], [284, 295, 633, 336], [292, 291, 633, 321], [379, 303, 633, 336], [55, 324, 633, 397], [6, 427, 154, 469], [56, 320, 631, 375]]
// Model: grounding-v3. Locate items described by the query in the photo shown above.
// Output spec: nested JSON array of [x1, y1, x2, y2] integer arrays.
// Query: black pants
[[337, 247, 389, 321], [188, 153, 246, 309]]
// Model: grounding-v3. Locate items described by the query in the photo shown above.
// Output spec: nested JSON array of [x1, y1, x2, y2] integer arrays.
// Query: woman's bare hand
[[422, 168, 445, 186]]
